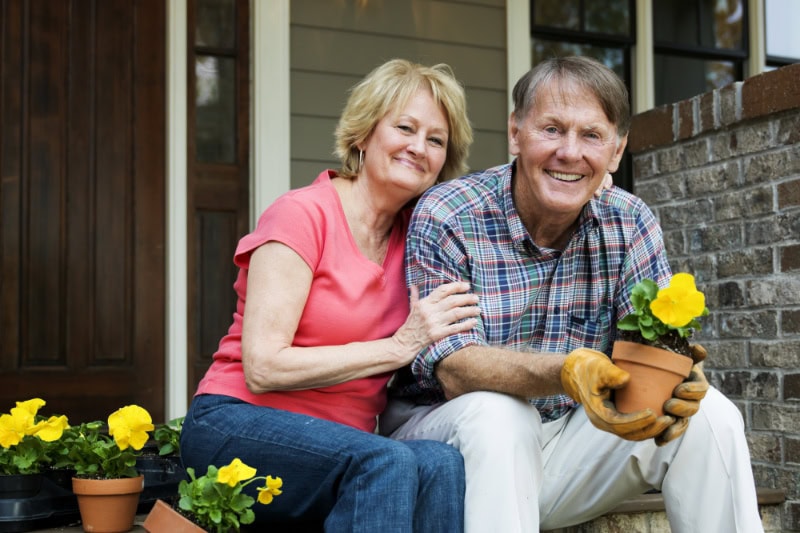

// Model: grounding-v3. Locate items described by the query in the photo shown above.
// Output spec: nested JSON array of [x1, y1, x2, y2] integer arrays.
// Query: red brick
[[677, 99, 694, 141], [629, 104, 673, 154], [778, 178, 800, 209], [699, 91, 716, 133], [782, 244, 800, 272], [742, 63, 800, 120]]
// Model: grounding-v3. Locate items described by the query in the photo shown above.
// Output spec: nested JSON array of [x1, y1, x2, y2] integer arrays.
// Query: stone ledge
[[543, 487, 786, 533], [609, 487, 785, 514]]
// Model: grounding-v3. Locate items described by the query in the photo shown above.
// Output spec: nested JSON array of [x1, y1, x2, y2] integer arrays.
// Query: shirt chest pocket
[[565, 309, 611, 354]]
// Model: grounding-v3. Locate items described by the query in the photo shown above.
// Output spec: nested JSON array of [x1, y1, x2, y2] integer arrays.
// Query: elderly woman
[[180, 59, 480, 531]]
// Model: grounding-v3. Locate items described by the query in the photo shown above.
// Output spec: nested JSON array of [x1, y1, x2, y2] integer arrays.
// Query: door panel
[[187, 0, 250, 399], [0, 0, 166, 423]]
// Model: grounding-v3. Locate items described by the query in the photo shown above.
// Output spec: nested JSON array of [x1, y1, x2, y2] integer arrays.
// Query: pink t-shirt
[[195, 171, 411, 432]]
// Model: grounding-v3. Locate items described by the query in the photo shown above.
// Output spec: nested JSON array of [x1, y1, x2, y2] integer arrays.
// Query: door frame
[[164, 0, 291, 420]]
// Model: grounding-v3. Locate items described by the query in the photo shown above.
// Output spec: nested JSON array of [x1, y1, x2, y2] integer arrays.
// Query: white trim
[[165, 0, 188, 420], [506, 0, 530, 116], [506, 0, 530, 158], [747, 0, 766, 77], [633, 0, 654, 113], [251, 0, 291, 227]]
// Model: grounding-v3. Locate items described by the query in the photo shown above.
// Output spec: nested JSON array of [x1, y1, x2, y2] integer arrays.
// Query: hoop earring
[[358, 150, 364, 171]]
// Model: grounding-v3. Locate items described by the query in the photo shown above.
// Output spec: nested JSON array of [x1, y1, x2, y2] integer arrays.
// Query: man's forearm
[[434, 345, 566, 400]]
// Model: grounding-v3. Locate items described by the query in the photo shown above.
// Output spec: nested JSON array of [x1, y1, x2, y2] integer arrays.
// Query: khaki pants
[[380, 387, 762, 533]]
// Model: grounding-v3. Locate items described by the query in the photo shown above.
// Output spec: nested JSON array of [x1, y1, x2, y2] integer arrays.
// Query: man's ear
[[508, 112, 521, 157], [607, 134, 628, 173]]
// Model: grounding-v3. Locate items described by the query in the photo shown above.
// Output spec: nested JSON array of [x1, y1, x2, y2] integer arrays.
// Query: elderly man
[[381, 56, 762, 533]]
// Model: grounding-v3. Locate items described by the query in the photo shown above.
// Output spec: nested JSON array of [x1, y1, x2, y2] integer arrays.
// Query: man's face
[[509, 79, 627, 219]]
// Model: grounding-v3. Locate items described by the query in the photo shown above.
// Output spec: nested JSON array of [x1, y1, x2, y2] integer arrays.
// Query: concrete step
[[543, 488, 786, 533]]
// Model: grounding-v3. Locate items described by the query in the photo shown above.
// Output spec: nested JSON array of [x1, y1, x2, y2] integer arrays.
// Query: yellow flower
[[257, 476, 283, 504], [0, 413, 26, 448], [217, 458, 256, 487], [650, 273, 706, 328], [16, 398, 46, 417], [107, 405, 154, 451], [30, 415, 69, 442]]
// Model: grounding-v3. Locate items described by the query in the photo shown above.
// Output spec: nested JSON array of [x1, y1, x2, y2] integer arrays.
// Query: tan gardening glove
[[561, 348, 674, 441], [656, 344, 710, 446]]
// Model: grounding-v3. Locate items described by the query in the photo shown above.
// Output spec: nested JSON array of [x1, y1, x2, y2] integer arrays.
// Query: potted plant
[[0, 398, 70, 497], [62, 404, 155, 533], [143, 457, 282, 533], [613, 272, 709, 415]]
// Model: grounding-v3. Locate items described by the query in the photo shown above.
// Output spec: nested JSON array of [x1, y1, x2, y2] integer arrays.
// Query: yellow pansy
[[217, 458, 256, 487], [651, 273, 706, 327], [15, 398, 46, 417], [257, 476, 283, 505], [30, 415, 69, 442], [107, 405, 154, 450], [0, 413, 26, 448]]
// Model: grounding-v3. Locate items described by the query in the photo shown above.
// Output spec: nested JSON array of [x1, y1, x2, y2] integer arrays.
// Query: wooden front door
[[0, 0, 166, 423]]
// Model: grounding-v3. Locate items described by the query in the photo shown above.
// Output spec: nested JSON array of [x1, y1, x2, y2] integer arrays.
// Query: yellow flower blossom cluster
[[650, 273, 707, 328], [179, 457, 283, 531], [0, 398, 69, 448], [107, 404, 154, 451], [618, 272, 709, 341], [217, 457, 284, 504]]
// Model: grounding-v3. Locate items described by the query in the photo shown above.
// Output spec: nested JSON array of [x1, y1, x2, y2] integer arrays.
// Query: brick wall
[[628, 62, 800, 531]]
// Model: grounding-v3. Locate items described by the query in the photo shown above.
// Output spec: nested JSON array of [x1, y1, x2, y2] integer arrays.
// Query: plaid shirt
[[392, 162, 672, 421]]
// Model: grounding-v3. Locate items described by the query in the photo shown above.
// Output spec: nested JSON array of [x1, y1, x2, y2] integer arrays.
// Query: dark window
[[653, 0, 747, 106]]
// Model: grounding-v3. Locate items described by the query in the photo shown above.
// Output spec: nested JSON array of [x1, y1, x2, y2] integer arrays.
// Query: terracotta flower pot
[[143, 499, 205, 533], [72, 475, 144, 533], [611, 341, 693, 416]]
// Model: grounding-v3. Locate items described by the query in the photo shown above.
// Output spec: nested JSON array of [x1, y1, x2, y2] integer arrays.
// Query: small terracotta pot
[[72, 475, 144, 533], [143, 499, 205, 532], [611, 341, 693, 416]]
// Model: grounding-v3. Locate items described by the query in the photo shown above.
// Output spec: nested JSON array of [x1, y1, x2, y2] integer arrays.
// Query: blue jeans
[[180, 394, 465, 532]]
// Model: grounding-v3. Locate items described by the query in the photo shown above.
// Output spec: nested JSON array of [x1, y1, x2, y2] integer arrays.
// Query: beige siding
[[289, 0, 508, 188]]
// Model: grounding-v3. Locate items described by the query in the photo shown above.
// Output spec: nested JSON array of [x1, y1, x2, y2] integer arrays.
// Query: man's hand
[[561, 348, 674, 441], [656, 344, 710, 445]]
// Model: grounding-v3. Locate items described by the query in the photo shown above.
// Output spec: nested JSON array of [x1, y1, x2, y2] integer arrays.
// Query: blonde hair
[[334, 59, 472, 182]]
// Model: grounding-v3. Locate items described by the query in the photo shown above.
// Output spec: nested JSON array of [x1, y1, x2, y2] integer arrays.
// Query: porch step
[[543, 488, 786, 533]]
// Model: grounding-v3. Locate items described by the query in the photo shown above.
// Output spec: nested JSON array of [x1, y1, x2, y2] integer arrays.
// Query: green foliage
[[0, 437, 47, 475], [179, 465, 257, 533], [153, 417, 183, 456], [58, 421, 141, 479]]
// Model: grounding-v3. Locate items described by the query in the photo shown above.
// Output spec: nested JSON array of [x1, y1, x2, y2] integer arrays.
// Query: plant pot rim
[[612, 340, 693, 376], [72, 474, 144, 495]]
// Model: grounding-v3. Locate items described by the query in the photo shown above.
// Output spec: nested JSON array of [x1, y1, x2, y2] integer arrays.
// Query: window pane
[[701, 0, 743, 50], [654, 0, 699, 44], [654, 54, 736, 105], [196, 0, 235, 48], [654, 0, 743, 50], [585, 0, 630, 36], [533, 0, 580, 30], [532, 39, 626, 80], [766, 0, 800, 60], [195, 55, 236, 163]]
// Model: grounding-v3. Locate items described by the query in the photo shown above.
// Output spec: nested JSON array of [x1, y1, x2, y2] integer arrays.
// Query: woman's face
[[360, 89, 449, 201], [509, 79, 627, 220]]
